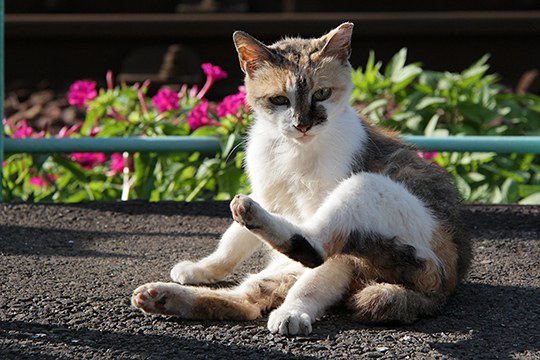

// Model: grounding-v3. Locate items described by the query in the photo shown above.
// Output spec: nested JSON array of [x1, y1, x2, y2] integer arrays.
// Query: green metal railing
[[3, 135, 540, 155]]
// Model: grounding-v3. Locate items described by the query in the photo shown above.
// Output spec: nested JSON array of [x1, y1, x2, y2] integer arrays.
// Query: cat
[[131, 22, 472, 336]]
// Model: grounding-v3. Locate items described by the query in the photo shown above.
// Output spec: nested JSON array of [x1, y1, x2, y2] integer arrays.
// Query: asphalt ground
[[1, 201, 539, 359]]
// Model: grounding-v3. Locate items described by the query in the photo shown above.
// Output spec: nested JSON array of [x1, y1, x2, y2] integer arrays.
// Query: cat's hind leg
[[170, 222, 262, 284], [133, 257, 303, 320], [267, 256, 354, 336]]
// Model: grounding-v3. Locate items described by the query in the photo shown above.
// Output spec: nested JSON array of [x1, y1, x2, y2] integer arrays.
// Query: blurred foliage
[[3, 51, 540, 204], [351, 49, 540, 203]]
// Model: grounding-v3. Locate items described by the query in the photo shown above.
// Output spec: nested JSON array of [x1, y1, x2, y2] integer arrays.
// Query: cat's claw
[[268, 308, 313, 336], [230, 195, 263, 229]]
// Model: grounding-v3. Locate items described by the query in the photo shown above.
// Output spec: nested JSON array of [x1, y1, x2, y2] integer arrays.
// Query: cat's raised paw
[[268, 308, 313, 336], [230, 195, 263, 229]]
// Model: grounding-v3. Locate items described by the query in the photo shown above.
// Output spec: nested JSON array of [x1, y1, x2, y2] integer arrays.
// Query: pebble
[[365, 351, 384, 358]]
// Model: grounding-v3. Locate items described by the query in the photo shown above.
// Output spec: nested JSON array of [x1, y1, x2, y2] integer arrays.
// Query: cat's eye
[[312, 87, 332, 102], [269, 95, 290, 106]]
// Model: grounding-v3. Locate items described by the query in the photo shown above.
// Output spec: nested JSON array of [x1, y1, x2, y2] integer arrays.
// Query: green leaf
[[95, 122, 129, 137], [66, 190, 90, 202], [501, 179, 519, 203], [31, 154, 50, 171], [461, 54, 490, 80], [133, 153, 158, 199], [416, 97, 446, 110], [360, 99, 388, 115], [454, 174, 471, 199], [385, 48, 407, 79], [192, 127, 219, 137], [81, 107, 103, 135], [391, 67, 422, 93], [518, 184, 540, 198], [221, 133, 237, 159], [217, 166, 243, 198], [519, 192, 540, 204], [424, 114, 440, 136], [196, 158, 220, 179], [52, 155, 87, 182]]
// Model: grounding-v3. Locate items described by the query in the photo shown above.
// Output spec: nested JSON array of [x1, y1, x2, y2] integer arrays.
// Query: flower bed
[[3, 50, 540, 203]]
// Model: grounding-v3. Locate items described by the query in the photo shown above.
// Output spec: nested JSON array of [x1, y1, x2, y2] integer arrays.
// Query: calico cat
[[132, 23, 472, 336]]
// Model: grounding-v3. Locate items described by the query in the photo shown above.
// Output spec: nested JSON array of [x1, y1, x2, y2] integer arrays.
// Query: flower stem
[[197, 78, 214, 99], [121, 152, 131, 201]]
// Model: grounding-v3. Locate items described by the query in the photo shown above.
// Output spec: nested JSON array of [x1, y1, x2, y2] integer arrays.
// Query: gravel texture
[[1, 201, 539, 359]]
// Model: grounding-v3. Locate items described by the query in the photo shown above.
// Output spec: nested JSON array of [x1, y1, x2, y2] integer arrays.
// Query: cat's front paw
[[131, 282, 193, 316], [268, 307, 313, 336], [230, 195, 264, 230], [170, 260, 223, 284]]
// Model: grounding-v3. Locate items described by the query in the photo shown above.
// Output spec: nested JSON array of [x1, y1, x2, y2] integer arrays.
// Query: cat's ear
[[319, 22, 354, 61], [233, 31, 278, 77]]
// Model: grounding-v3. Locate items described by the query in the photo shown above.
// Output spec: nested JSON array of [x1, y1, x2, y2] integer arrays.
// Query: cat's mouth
[[294, 133, 316, 144]]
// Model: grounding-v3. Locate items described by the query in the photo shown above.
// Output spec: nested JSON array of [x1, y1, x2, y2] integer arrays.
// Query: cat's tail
[[349, 282, 446, 324]]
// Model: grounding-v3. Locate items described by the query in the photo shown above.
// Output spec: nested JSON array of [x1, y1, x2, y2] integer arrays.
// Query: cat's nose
[[293, 124, 312, 133]]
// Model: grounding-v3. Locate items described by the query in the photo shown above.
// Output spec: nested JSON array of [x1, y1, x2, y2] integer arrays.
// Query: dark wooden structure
[[5, 11, 540, 97]]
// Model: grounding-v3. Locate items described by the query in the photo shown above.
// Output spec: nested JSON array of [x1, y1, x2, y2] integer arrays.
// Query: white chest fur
[[245, 107, 366, 223]]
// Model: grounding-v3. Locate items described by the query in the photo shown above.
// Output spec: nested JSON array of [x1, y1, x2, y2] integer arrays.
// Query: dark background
[[5, 0, 540, 99]]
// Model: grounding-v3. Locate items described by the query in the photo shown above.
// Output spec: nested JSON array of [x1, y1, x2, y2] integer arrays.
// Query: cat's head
[[233, 23, 354, 144]]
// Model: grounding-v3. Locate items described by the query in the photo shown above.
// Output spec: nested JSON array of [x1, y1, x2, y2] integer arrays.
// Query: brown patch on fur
[[247, 67, 293, 104], [188, 272, 300, 321], [412, 259, 443, 295], [233, 31, 279, 77], [245, 275, 298, 312], [191, 293, 260, 321], [432, 226, 459, 292], [323, 232, 347, 256], [341, 238, 451, 323], [349, 282, 445, 324]]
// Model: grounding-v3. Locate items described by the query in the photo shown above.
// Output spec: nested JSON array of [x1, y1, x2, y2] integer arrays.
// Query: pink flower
[[68, 80, 98, 107], [187, 101, 218, 130], [107, 153, 133, 176], [29, 177, 46, 187], [12, 119, 45, 139], [216, 87, 247, 117], [418, 151, 439, 161], [189, 85, 199, 98], [29, 174, 58, 188], [106, 70, 114, 90], [152, 88, 180, 113], [201, 63, 228, 81], [197, 63, 228, 99], [71, 152, 107, 170], [57, 123, 83, 138], [110, 153, 126, 174], [138, 89, 149, 115], [13, 119, 34, 138]]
